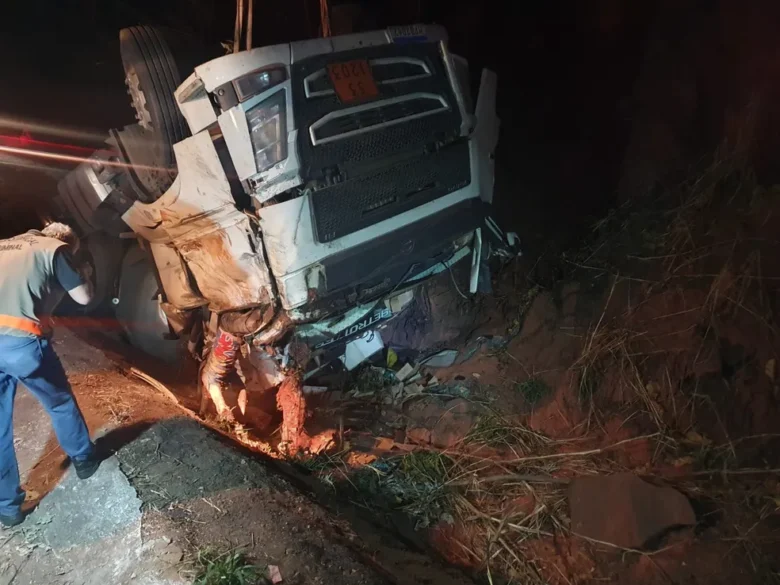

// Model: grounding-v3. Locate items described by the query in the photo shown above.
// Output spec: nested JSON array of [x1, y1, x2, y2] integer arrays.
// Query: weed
[[348, 453, 455, 528], [398, 451, 452, 484], [516, 378, 550, 404], [194, 549, 266, 585], [352, 365, 395, 395], [578, 366, 600, 403], [467, 414, 521, 447], [467, 414, 551, 452], [293, 450, 344, 473]]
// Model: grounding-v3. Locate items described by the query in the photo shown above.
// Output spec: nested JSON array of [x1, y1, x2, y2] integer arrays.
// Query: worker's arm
[[54, 249, 94, 306]]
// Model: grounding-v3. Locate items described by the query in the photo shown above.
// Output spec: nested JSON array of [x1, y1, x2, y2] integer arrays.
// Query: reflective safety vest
[[0, 231, 67, 337]]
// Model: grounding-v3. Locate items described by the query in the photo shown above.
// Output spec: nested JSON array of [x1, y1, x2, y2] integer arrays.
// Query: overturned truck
[[56, 24, 512, 443]]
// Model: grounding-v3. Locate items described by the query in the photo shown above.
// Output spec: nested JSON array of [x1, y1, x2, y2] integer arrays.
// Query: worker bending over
[[0, 223, 99, 527]]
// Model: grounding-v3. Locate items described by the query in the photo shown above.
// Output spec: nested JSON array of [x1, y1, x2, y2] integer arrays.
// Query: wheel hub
[[125, 69, 152, 130]]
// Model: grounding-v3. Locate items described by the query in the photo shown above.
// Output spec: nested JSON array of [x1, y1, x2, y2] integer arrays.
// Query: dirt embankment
[[294, 158, 780, 585], [444, 160, 780, 583]]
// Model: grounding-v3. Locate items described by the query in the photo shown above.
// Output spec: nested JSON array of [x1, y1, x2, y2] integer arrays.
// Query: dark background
[[2, 0, 779, 254]]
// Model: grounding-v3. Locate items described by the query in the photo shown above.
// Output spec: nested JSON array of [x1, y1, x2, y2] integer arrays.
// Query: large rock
[[569, 473, 695, 549]]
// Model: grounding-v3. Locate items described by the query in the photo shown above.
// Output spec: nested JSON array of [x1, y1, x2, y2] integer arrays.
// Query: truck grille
[[310, 94, 448, 144], [310, 140, 470, 243], [291, 42, 468, 242]]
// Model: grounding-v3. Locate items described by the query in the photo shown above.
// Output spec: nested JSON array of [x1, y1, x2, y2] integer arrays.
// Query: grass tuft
[[398, 450, 452, 484], [194, 549, 267, 585], [349, 452, 455, 528], [466, 413, 551, 453], [516, 378, 551, 404]]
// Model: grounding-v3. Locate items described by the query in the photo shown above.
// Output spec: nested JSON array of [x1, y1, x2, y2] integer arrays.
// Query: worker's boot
[[72, 452, 101, 480], [0, 510, 25, 528]]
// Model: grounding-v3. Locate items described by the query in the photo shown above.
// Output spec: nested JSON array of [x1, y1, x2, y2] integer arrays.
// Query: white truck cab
[[54, 24, 511, 382]]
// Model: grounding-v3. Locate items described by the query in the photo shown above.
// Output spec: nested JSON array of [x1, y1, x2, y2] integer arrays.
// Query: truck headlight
[[247, 90, 287, 173], [234, 67, 286, 103]]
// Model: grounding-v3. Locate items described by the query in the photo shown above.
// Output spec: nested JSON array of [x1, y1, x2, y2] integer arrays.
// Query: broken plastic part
[[469, 227, 482, 294], [420, 349, 459, 368], [341, 331, 384, 370]]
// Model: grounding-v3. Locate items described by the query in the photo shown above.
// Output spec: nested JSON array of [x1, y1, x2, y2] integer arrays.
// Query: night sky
[[0, 0, 654, 245]]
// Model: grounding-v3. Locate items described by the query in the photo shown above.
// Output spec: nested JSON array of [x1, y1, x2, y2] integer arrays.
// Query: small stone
[[406, 427, 432, 444], [268, 564, 283, 583], [403, 383, 423, 396]]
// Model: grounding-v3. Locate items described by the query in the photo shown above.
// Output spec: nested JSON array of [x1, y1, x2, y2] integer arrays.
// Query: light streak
[[0, 115, 107, 144], [0, 144, 171, 173], [0, 133, 97, 155]]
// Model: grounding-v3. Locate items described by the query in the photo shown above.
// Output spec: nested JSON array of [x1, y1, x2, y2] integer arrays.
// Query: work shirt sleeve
[[53, 249, 86, 292]]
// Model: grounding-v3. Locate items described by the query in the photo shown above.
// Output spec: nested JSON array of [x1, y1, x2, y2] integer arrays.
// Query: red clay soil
[[276, 373, 309, 451], [340, 179, 780, 584]]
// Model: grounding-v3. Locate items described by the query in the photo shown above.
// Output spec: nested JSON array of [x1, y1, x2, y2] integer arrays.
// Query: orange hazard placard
[[327, 60, 379, 103]]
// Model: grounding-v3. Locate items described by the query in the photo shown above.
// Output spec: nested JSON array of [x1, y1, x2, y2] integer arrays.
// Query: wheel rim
[[125, 68, 152, 130]]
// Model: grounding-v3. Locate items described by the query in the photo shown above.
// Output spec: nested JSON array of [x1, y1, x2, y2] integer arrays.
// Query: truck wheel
[[115, 247, 180, 363], [79, 232, 124, 313], [119, 26, 189, 165]]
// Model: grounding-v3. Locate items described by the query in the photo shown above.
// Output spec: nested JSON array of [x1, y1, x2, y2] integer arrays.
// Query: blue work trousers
[[0, 335, 93, 516]]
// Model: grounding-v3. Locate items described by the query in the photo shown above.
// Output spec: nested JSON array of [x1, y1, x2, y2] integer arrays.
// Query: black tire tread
[[134, 26, 188, 141], [121, 25, 188, 155]]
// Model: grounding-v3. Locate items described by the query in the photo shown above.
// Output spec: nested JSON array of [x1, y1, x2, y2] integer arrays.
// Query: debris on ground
[[268, 564, 283, 584], [395, 362, 417, 382], [420, 349, 459, 368]]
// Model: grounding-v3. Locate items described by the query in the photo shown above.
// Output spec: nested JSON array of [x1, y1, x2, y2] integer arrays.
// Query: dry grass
[[89, 382, 134, 425], [572, 303, 667, 438], [437, 417, 648, 584], [466, 412, 551, 451], [343, 150, 780, 584], [470, 150, 780, 581]]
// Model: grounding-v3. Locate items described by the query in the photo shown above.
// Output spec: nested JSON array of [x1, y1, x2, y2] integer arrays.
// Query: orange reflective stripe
[[0, 315, 44, 336]]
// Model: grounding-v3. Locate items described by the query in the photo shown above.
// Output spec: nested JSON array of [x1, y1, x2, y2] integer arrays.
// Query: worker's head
[[41, 222, 80, 253]]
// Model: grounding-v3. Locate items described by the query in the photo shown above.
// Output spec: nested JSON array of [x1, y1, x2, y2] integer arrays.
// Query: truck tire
[[119, 26, 189, 165], [80, 232, 124, 313], [115, 247, 180, 363]]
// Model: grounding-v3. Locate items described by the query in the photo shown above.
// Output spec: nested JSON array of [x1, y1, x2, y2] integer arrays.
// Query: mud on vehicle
[[54, 24, 516, 403]]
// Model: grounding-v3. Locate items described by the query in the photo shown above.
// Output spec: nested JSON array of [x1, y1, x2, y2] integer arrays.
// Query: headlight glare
[[246, 91, 287, 173]]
